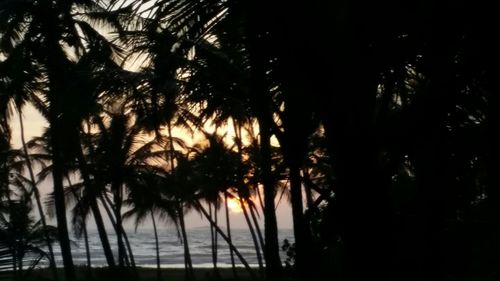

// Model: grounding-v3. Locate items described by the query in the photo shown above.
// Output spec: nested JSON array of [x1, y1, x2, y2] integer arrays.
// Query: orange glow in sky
[[227, 198, 243, 213]]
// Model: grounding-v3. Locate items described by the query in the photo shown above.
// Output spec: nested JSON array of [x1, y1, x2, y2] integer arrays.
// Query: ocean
[[46, 228, 294, 268]]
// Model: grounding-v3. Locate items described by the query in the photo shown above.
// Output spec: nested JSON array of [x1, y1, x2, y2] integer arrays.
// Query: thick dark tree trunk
[[245, 0, 283, 276], [321, 62, 390, 281], [257, 117, 282, 279], [288, 163, 315, 281], [43, 10, 76, 279], [412, 30, 459, 280], [48, 111, 76, 281]]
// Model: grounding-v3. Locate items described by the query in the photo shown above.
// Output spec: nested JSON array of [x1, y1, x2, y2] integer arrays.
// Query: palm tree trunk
[[240, 198, 264, 272], [209, 203, 217, 270], [303, 170, 314, 209], [112, 182, 126, 267], [74, 145, 116, 268], [17, 253, 23, 278], [101, 194, 133, 267], [65, 176, 93, 277], [120, 226, 136, 268], [289, 163, 314, 281], [101, 194, 141, 280], [195, 201, 258, 281], [17, 107, 58, 281], [151, 211, 162, 281], [257, 116, 282, 279], [224, 192, 237, 278], [12, 251, 17, 280], [44, 22, 77, 281], [82, 221, 92, 278], [245, 0, 283, 273], [178, 205, 195, 281], [48, 120, 76, 281], [167, 123, 194, 279], [249, 202, 265, 257], [214, 202, 218, 269], [233, 119, 264, 271]]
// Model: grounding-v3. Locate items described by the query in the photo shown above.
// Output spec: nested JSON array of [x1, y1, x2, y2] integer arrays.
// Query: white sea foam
[[43, 228, 294, 268]]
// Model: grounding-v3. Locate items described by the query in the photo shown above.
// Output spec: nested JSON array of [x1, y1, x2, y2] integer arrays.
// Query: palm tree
[[87, 106, 184, 268], [0, 37, 59, 280], [64, 176, 93, 277], [223, 191, 237, 277], [0, 2, 136, 279], [159, 154, 196, 281], [124, 169, 179, 281], [0, 195, 58, 281], [27, 128, 119, 269], [173, 3, 285, 275]]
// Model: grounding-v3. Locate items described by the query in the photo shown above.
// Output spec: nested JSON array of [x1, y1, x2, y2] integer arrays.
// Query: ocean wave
[[45, 228, 293, 267]]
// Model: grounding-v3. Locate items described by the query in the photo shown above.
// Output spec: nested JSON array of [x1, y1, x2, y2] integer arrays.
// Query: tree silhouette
[[0, 195, 58, 281]]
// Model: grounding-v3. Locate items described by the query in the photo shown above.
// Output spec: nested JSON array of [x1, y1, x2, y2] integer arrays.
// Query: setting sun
[[227, 198, 243, 213]]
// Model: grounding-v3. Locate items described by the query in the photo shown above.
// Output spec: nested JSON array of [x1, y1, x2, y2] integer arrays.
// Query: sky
[[9, 105, 293, 231]]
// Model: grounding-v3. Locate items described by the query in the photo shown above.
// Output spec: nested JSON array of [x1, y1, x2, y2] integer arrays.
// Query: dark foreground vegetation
[[1, 267, 265, 281], [1, 1, 498, 281]]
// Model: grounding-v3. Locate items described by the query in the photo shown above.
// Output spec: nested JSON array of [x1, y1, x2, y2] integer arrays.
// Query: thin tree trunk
[[82, 221, 92, 277], [241, 198, 264, 273], [101, 194, 133, 267], [99, 194, 136, 268], [195, 201, 258, 281], [178, 206, 195, 281], [17, 253, 22, 278], [74, 144, 116, 268], [249, 202, 265, 256], [65, 176, 92, 276], [151, 211, 162, 281], [166, 123, 177, 173], [224, 192, 237, 278], [17, 107, 58, 281], [209, 203, 217, 270], [255, 186, 265, 215], [120, 224, 136, 267], [12, 251, 17, 281], [101, 194, 141, 280], [233, 119, 264, 271], [167, 123, 194, 280], [214, 202, 218, 269], [112, 182, 126, 267]]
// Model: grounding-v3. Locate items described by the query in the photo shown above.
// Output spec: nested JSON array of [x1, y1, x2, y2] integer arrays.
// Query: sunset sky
[[9, 105, 293, 231]]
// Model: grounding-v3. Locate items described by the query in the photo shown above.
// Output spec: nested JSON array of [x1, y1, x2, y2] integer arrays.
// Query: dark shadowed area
[[1, 1, 498, 281]]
